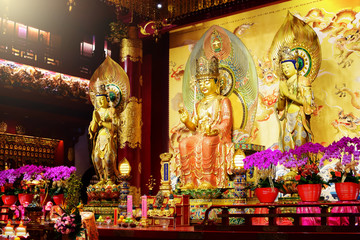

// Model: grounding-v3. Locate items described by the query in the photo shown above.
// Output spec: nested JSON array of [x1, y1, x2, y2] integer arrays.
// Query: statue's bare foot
[[106, 180, 115, 186], [198, 182, 215, 189], [181, 182, 195, 190], [95, 179, 106, 186]]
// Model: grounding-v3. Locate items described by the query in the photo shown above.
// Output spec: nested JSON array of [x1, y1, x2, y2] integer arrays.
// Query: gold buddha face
[[96, 95, 109, 108], [199, 78, 217, 96], [281, 61, 297, 79]]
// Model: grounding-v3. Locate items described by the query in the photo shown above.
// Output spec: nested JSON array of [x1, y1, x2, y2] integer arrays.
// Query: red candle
[[114, 208, 118, 225]]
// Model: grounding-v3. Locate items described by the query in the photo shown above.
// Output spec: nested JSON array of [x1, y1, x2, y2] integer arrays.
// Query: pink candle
[[127, 195, 133, 218], [141, 195, 147, 219], [114, 208, 118, 225]]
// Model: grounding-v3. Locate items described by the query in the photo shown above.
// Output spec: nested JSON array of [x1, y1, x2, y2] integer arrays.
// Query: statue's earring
[[216, 86, 220, 95], [216, 77, 223, 95]]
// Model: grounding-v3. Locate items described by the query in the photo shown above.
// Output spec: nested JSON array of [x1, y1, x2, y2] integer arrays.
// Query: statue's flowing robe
[[179, 96, 234, 188], [89, 107, 119, 182], [278, 75, 313, 151]]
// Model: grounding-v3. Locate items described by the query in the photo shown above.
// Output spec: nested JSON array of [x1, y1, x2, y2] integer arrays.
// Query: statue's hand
[[179, 108, 189, 123], [205, 128, 219, 136], [279, 81, 289, 97], [92, 110, 97, 121]]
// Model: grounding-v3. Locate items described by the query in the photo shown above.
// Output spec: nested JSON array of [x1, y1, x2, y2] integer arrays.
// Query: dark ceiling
[[0, 0, 115, 34]]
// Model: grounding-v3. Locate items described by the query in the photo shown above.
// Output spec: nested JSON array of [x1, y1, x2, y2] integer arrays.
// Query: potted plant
[[243, 148, 284, 203], [280, 142, 328, 202], [53, 172, 83, 240], [54, 208, 83, 240], [43, 166, 76, 206], [321, 136, 360, 201], [0, 169, 21, 205], [16, 165, 47, 205]]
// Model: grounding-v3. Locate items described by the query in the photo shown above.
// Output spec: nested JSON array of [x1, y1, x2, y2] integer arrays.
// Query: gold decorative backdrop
[[169, 0, 360, 150]]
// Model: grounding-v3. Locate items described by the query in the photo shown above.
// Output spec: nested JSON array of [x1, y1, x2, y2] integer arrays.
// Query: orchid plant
[[321, 136, 360, 184], [243, 148, 284, 190], [279, 142, 327, 185], [0, 165, 47, 195], [43, 166, 76, 196], [0, 165, 76, 197]]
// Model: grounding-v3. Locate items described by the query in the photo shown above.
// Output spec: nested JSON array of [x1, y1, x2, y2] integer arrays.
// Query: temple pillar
[[118, 25, 142, 192]]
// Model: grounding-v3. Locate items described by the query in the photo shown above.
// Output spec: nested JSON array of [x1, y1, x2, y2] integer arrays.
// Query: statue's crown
[[95, 78, 107, 96], [279, 46, 297, 62], [195, 56, 219, 80]]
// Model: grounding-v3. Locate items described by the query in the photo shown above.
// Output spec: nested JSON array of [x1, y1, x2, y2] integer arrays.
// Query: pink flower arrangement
[[54, 213, 77, 234], [321, 136, 360, 184], [279, 142, 325, 168], [54, 209, 82, 238], [243, 148, 284, 189], [0, 165, 76, 196], [279, 142, 327, 185], [320, 136, 360, 166], [243, 148, 282, 170], [43, 166, 76, 182]]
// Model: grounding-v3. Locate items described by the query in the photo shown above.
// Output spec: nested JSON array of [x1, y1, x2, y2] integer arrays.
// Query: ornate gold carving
[[15, 125, 25, 135], [146, 175, 156, 192], [118, 157, 132, 176], [119, 97, 142, 148], [129, 186, 141, 206], [159, 153, 173, 197], [120, 38, 142, 62], [0, 122, 7, 133]]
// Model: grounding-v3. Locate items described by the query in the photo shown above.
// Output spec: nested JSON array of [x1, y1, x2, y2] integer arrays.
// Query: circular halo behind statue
[[89, 56, 130, 113]]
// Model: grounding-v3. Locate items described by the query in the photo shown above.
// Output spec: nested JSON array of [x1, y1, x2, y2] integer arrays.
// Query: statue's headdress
[[279, 46, 298, 70], [89, 56, 130, 113], [195, 56, 219, 80], [95, 78, 107, 97], [269, 12, 321, 82]]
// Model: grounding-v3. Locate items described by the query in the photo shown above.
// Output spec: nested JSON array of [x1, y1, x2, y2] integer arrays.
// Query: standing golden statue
[[277, 47, 314, 151], [89, 80, 119, 185], [178, 56, 234, 189], [88, 56, 130, 186], [270, 12, 321, 151]]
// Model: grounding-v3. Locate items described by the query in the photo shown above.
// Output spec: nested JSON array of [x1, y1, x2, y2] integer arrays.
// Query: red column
[[118, 25, 143, 192]]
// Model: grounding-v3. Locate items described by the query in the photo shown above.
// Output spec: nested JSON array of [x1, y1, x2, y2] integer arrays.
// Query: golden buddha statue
[[89, 79, 120, 186], [277, 47, 314, 151], [178, 56, 234, 189]]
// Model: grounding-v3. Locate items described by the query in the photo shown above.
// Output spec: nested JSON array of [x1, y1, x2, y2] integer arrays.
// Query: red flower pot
[[18, 193, 34, 205], [255, 187, 279, 203], [53, 194, 64, 205], [335, 182, 359, 201], [297, 184, 322, 202], [1, 195, 17, 205]]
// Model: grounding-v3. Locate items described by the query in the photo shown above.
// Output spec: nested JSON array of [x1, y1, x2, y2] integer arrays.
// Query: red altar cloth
[[296, 202, 321, 226], [252, 204, 293, 226], [328, 201, 360, 226]]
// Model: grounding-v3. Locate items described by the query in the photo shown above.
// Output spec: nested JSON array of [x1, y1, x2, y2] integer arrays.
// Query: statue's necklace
[[202, 98, 215, 107]]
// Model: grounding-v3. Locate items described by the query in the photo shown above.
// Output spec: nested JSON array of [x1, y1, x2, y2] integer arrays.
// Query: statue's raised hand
[[179, 108, 189, 123]]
